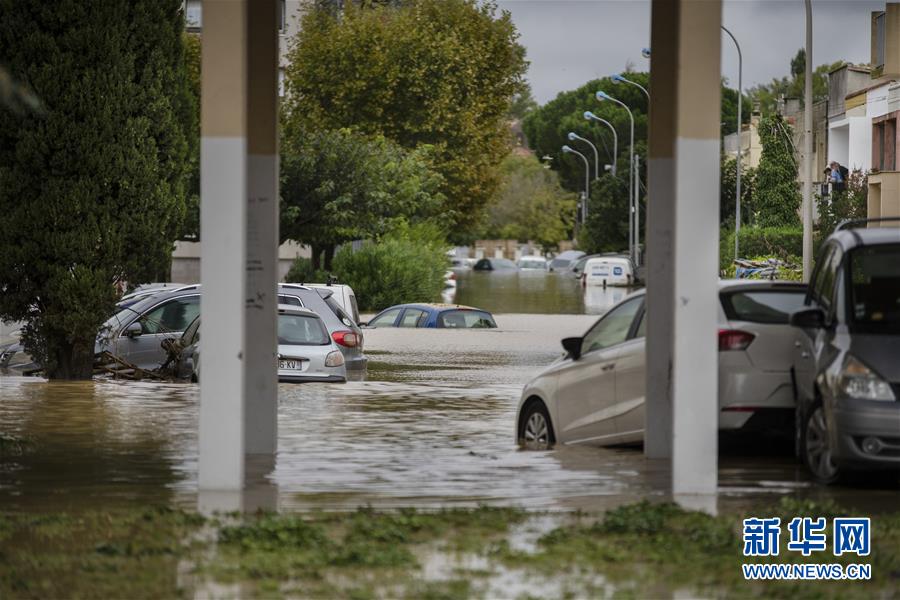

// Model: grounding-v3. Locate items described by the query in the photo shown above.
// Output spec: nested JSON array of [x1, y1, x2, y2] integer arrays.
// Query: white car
[[516, 280, 808, 448], [581, 256, 634, 287], [303, 283, 360, 325], [517, 256, 548, 270]]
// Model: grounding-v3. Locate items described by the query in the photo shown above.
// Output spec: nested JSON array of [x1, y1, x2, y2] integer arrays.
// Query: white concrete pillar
[[199, 0, 279, 490], [646, 0, 722, 498]]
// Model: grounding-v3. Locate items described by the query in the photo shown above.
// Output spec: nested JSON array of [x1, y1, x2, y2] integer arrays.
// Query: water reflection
[[583, 285, 629, 314]]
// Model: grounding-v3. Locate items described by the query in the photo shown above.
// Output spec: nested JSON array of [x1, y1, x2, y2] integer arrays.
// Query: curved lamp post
[[721, 26, 743, 261], [597, 90, 636, 262], [584, 111, 618, 176], [562, 144, 590, 223], [568, 132, 600, 179], [612, 73, 650, 104]]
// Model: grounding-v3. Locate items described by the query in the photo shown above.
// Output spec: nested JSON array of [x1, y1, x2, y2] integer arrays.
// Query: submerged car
[[516, 280, 807, 448], [581, 256, 635, 287], [97, 283, 366, 375], [473, 258, 518, 271], [517, 256, 548, 270], [791, 220, 900, 484], [179, 306, 346, 383], [364, 303, 497, 329], [548, 250, 585, 272]]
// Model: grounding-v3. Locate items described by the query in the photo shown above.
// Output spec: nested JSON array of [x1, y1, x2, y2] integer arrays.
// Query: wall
[[170, 241, 311, 284]]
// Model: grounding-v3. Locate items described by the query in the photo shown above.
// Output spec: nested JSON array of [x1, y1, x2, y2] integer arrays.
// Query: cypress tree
[[755, 114, 801, 228], [0, 0, 193, 378]]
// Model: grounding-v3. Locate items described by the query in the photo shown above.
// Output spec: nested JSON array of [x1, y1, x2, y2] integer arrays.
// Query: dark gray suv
[[791, 219, 900, 483]]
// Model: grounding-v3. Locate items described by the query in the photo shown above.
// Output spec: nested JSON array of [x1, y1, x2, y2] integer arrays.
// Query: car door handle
[[602, 363, 616, 371]]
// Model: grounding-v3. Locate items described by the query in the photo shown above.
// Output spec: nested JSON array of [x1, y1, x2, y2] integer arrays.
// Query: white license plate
[[278, 359, 305, 370]]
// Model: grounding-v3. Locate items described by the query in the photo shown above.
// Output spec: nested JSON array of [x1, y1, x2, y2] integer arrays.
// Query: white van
[[582, 257, 634, 287]]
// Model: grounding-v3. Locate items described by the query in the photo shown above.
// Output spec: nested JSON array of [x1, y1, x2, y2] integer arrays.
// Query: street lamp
[[611, 73, 650, 104], [721, 26, 743, 261], [562, 144, 590, 223], [584, 111, 617, 175], [567, 132, 600, 179], [597, 90, 636, 263]]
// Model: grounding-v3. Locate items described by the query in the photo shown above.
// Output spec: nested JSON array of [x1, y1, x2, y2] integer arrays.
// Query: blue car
[[364, 303, 498, 329]]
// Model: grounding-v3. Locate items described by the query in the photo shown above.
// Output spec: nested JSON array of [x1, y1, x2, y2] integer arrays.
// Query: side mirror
[[358, 321, 368, 327], [561, 336, 582, 360], [124, 321, 143, 338], [790, 308, 826, 329]]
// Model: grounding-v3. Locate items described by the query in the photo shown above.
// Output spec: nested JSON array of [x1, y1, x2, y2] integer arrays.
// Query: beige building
[[866, 4, 900, 222], [722, 105, 763, 170]]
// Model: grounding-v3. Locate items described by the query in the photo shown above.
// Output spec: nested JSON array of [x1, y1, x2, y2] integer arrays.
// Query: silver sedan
[[516, 280, 808, 448]]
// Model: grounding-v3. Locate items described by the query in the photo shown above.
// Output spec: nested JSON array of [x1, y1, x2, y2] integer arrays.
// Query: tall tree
[[282, 0, 528, 240], [280, 128, 444, 270], [748, 49, 843, 115], [483, 153, 576, 251], [755, 114, 801, 228], [0, 0, 193, 378]]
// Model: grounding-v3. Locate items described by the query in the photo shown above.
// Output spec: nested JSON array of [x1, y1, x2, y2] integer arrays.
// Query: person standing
[[830, 161, 847, 193]]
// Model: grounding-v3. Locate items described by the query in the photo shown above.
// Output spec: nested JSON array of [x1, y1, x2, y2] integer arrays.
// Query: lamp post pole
[[563, 145, 590, 223], [802, 0, 814, 281], [612, 73, 650, 104], [568, 132, 600, 179], [722, 25, 743, 261], [584, 111, 618, 175], [597, 91, 635, 263]]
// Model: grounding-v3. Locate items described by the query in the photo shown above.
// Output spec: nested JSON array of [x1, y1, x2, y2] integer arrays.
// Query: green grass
[[2, 500, 898, 599]]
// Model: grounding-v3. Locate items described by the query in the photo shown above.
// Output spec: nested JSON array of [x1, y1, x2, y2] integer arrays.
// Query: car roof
[[382, 303, 489, 312], [717, 279, 807, 291], [554, 250, 585, 260], [826, 227, 900, 252], [585, 256, 630, 265], [277, 304, 320, 317]]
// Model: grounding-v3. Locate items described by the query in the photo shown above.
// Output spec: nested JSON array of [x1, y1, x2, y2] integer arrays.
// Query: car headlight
[[837, 355, 896, 402], [325, 350, 345, 367]]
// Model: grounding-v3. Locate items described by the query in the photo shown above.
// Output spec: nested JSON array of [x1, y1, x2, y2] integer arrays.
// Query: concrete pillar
[[645, 0, 722, 498], [199, 0, 279, 490]]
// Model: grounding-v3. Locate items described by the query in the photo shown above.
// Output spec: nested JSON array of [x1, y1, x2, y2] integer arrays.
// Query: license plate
[[592, 268, 609, 276], [278, 359, 305, 370]]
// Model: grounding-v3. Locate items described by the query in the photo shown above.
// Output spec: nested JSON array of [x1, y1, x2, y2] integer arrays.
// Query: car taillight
[[324, 350, 345, 367], [718, 329, 754, 352], [331, 330, 359, 348]]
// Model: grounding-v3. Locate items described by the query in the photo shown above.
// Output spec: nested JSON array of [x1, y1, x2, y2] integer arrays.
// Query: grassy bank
[[2, 499, 898, 598]]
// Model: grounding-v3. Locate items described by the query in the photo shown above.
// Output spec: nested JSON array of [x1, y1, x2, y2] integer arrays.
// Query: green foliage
[[720, 80, 751, 137], [282, 0, 528, 239], [578, 173, 630, 254], [720, 226, 804, 270], [817, 169, 868, 235], [0, 0, 193, 378], [284, 257, 330, 285], [330, 223, 449, 311], [755, 114, 801, 228], [280, 128, 444, 269], [508, 83, 538, 120], [482, 153, 576, 251], [748, 49, 843, 115], [720, 154, 757, 227], [180, 32, 201, 240]]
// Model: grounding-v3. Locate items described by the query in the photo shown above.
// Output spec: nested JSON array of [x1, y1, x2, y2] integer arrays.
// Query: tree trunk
[[46, 334, 95, 380], [323, 245, 335, 271], [310, 244, 322, 271]]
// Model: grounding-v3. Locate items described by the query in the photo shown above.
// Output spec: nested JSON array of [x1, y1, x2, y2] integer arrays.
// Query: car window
[[324, 295, 356, 328], [369, 308, 402, 327], [810, 244, 836, 307], [438, 310, 496, 328], [183, 317, 201, 345], [848, 244, 900, 332], [278, 314, 329, 345], [581, 297, 642, 354], [349, 294, 360, 324], [400, 308, 428, 327], [635, 310, 646, 338], [721, 290, 807, 324], [278, 294, 303, 307], [138, 296, 200, 335]]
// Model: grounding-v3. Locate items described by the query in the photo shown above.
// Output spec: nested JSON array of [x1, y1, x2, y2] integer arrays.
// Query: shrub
[[331, 225, 448, 311], [720, 226, 803, 270], [284, 257, 330, 284]]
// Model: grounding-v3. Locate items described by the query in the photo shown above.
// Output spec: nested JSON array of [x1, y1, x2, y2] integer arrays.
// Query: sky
[[497, 0, 883, 104]]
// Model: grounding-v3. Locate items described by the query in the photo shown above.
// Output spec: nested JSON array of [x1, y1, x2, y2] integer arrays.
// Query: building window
[[278, 68, 286, 97], [874, 118, 897, 172], [876, 12, 886, 68], [279, 0, 287, 32], [185, 0, 202, 30]]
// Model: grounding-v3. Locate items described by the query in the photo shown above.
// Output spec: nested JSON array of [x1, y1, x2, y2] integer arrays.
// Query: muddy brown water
[[2, 272, 898, 514]]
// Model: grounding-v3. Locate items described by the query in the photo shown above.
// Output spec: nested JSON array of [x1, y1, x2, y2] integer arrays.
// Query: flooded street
[[2, 271, 898, 515]]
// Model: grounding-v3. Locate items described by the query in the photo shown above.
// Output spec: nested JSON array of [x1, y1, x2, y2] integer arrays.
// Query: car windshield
[[518, 260, 544, 269], [721, 289, 807, 324], [278, 313, 330, 345], [848, 244, 900, 333]]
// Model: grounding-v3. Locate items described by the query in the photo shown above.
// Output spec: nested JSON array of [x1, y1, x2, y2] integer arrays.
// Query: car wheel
[[801, 403, 841, 484], [519, 401, 555, 450]]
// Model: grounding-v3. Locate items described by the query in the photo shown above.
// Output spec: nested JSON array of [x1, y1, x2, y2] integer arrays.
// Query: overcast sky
[[497, 0, 883, 104]]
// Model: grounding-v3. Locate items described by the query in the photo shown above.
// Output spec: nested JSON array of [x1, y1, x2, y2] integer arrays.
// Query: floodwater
[[2, 271, 898, 515]]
